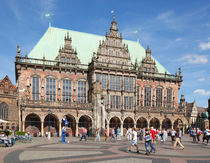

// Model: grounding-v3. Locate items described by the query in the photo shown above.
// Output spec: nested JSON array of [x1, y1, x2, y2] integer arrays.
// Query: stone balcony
[[22, 100, 93, 110]]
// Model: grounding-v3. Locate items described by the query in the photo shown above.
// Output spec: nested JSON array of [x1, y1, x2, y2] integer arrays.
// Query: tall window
[[96, 73, 101, 82], [32, 77, 39, 100], [46, 78, 56, 101], [167, 88, 172, 108], [124, 77, 134, 91], [124, 96, 133, 109], [129, 78, 134, 91], [144, 87, 151, 107], [110, 75, 116, 90], [137, 85, 140, 106], [129, 96, 133, 109], [62, 79, 72, 103], [110, 95, 121, 109], [101, 74, 107, 89], [124, 77, 129, 91], [116, 76, 121, 90], [78, 81, 86, 103], [156, 87, 162, 107], [0, 103, 8, 120]]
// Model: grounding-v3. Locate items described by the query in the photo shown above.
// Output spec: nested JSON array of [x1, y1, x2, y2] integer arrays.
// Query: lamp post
[[48, 109, 52, 140]]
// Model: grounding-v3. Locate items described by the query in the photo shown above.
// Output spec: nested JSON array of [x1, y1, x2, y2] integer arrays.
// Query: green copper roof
[[28, 26, 170, 74]]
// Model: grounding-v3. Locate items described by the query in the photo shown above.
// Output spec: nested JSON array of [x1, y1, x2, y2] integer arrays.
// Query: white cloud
[[175, 37, 182, 41], [194, 89, 210, 96], [200, 42, 210, 50], [197, 78, 205, 82], [208, 37, 210, 40], [178, 54, 208, 64]]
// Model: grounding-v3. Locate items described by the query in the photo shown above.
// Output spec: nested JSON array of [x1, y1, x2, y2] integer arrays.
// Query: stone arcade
[[15, 15, 187, 137]]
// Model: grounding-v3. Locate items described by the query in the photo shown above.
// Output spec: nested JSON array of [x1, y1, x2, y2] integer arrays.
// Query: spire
[[110, 11, 118, 35], [16, 45, 21, 57], [180, 91, 185, 103], [146, 45, 151, 58]]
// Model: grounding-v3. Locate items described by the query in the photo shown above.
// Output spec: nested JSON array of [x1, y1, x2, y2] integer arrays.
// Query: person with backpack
[[144, 128, 156, 155]]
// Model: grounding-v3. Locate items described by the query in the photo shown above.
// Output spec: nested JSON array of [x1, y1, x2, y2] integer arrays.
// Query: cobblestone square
[[1, 135, 210, 163]]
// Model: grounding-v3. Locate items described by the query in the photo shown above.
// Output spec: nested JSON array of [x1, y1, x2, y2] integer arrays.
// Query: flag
[[45, 13, 51, 17], [133, 30, 139, 34]]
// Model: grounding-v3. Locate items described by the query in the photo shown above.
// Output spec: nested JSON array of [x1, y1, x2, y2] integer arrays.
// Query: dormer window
[[116, 51, 120, 57], [66, 58, 70, 63], [72, 58, 76, 63], [61, 57, 65, 63]]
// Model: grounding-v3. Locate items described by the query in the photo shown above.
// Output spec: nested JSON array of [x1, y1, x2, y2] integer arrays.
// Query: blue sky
[[0, 0, 209, 107]]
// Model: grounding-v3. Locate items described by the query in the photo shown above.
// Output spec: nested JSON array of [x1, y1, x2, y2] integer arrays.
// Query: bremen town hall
[[14, 15, 187, 137]]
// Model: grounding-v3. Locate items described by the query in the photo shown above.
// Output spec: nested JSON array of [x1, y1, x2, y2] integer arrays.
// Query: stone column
[[22, 121, 25, 132], [160, 122, 162, 130], [101, 105, 105, 135], [147, 121, 149, 129], [120, 123, 123, 136], [59, 121, 62, 137], [41, 121, 44, 137], [107, 123, 110, 136], [134, 122, 136, 129], [75, 122, 78, 137]]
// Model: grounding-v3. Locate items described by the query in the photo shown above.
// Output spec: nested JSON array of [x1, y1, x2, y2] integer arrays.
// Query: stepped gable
[[95, 15, 131, 68], [55, 32, 80, 64]]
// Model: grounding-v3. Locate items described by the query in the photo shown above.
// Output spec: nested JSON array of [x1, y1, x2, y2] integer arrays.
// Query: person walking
[[192, 128, 197, 143], [170, 129, 176, 144], [116, 127, 121, 141], [162, 128, 167, 144], [206, 128, 210, 145], [128, 128, 139, 153], [150, 127, 156, 144], [110, 127, 116, 142], [144, 128, 156, 155], [196, 128, 201, 143], [80, 127, 87, 141], [179, 129, 182, 143], [126, 127, 132, 142], [172, 127, 184, 150], [95, 128, 100, 143], [105, 128, 109, 141]]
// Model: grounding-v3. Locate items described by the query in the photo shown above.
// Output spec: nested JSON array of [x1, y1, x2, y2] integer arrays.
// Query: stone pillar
[[59, 121, 62, 137], [160, 122, 162, 130], [75, 122, 79, 137], [22, 121, 25, 132], [101, 105, 105, 135], [41, 121, 44, 137], [107, 123, 110, 136], [147, 121, 149, 129], [134, 122, 136, 129], [120, 123, 123, 136]]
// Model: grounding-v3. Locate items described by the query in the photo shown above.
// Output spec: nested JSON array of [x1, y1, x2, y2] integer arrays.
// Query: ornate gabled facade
[[55, 32, 80, 65], [0, 76, 18, 130], [15, 15, 188, 137]]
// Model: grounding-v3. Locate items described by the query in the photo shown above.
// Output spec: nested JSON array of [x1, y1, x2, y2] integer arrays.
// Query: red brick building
[[0, 76, 18, 130], [15, 15, 187, 137]]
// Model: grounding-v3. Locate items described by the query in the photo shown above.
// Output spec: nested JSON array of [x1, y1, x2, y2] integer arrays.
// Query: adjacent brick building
[[0, 75, 18, 130]]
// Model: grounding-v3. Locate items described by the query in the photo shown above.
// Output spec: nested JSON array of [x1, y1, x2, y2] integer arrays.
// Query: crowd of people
[[76, 126, 210, 155]]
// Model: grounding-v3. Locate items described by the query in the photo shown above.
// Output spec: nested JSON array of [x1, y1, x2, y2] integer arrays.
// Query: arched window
[[0, 102, 8, 120]]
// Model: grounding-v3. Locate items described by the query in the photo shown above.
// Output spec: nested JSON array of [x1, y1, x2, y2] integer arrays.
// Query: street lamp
[[48, 109, 52, 140]]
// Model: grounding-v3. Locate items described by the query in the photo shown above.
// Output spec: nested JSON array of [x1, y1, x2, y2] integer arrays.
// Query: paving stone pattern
[[1, 136, 210, 163]]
